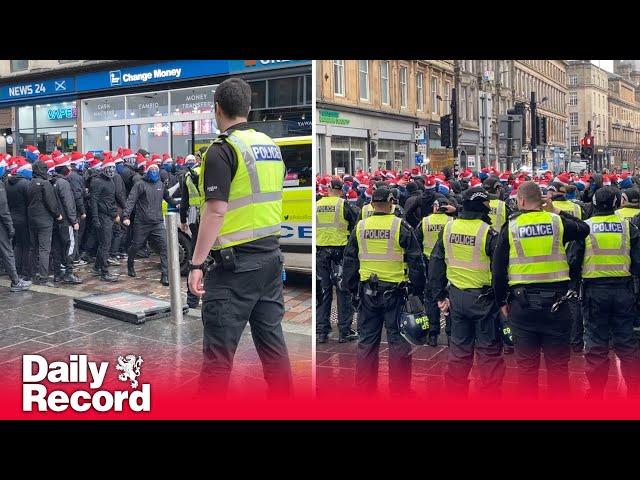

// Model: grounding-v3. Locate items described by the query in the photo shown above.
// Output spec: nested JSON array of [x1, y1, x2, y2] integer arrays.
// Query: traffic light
[[535, 116, 547, 145], [580, 135, 594, 160], [508, 102, 526, 143], [440, 114, 451, 148]]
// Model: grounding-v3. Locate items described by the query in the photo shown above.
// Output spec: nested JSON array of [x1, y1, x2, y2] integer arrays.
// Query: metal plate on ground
[[74, 292, 189, 324]]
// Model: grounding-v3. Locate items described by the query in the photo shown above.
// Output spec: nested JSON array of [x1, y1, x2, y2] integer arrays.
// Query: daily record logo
[[109, 67, 183, 86], [22, 354, 150, 413]]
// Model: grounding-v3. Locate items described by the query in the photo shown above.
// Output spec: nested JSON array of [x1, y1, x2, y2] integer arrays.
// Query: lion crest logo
[[115, 355, 144, 389]]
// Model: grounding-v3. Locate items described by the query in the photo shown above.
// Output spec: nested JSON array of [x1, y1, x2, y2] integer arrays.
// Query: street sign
[[467, 155, 476, 168], [415, 153, 424, 165], [417, 143, 427, 155], [540, 162, 548, 170], [414, 127, 426, 142]]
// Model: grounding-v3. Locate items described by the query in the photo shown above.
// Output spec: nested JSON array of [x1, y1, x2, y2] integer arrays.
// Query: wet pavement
[[317, 297, 630, 400], [0, 255, 312, 398]]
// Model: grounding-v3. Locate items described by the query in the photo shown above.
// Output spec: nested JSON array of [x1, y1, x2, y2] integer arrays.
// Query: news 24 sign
[[0, 77, 74, 103]]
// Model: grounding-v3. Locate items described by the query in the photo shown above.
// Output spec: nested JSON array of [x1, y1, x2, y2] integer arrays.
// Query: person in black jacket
[[402, 182, 423, 228], [90, 160, 120, 282], [50, 158, 82, 285], [28, 160, 62, 286], [5, 160, 32, 279], [0, 159, 30, 292], [109, 157, 128, 263], [67, 154, 87, 263], [122, 163, 175, 285]]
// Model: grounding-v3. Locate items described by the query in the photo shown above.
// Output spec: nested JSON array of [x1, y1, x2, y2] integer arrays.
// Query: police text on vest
[[364, 229, 391, 240], [449, 233, 476, 246], [592, 222, 623, 233], [518, 224, 553, 238]]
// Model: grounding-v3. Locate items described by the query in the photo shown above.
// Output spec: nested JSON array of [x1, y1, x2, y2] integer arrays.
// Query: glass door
[[109, 125, 126, 152]]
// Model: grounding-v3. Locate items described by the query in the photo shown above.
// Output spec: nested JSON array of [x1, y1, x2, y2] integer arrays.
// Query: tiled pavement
[[0, 255, 312, 398], [317, 303, 630, 400]]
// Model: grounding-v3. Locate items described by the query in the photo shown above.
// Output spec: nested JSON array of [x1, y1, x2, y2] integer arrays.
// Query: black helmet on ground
[[398, 294, 430, 346]]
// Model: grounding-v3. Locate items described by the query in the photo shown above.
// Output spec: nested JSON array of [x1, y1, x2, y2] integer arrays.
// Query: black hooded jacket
[[120, 165, 142, 195], [50, 172, 78, 226], [28, 161, 61, 228], [5, 174, 30, 224], [0, 180, 14, 236], [90, 172, 118, 220], [123, 176, 175, 224], [67, 169, 86, 216]]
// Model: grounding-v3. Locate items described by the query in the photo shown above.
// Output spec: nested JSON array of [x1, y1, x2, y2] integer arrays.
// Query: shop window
[[249, 80, 267, 110], [268, 76, 304, 108], [18, 106, 34, 129], [126, 91, 169, 119], [84, 127, 110, 153], [129, 123, 170, 155], [171, 86, 216, 116], [11, 60, 28, 72], [331, 136, 365, 173], [305, 75, 312, 105], [172, 121, 193, 158], [83, 96, 125, 123]]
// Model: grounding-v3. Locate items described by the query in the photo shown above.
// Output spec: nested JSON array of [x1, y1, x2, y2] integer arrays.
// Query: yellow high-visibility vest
[[316, 196, 349, 247], [420, 213, 453, 258], [508, 211, 570, 285], [443, 218, 492, 289], [199, 129, 284, 250], [489, 198, 507, 230], [615, 207, 640, 221], [356, 214, 406, 284], [553, 199, 582, 219], [583, 214, 631, 278]]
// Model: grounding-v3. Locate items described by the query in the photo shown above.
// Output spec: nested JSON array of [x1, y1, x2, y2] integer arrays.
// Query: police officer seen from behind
[[122, 162, 174, 286], [188, 78, 293, 398], [429, 186, 505, 397], [493, 181, 589, 398], [415, 198, 455, 346], [316, 178, 359, 344], [567, 187, 640, 399], [342, 186, 425, 396]]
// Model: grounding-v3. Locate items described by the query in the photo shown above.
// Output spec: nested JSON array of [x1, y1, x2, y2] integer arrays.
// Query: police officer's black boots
[[127, 262, 136, 278], [428, 332, 438, 347], [63, 273, 83, 285], [317, 333, 328, 344], [339, 328, 358, 343], [160, 273, 169, 286]]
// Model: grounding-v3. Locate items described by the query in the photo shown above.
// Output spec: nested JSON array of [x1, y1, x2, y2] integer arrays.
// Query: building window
[[358, 60, 369, 101], [430, 75, 438, 114], [467, 87, 474, 121], [570, 112, 578, 126], [380, 61, 390, 105], [569, 92, 577, 106], [399, 66, 408, 108], [416, 72, 424, 111], [333, 60, 345, 96], [460, 87, 467, 120], [444, 81, 451, 114], [569, 75, 577, 86], [10, 60, 28, 72]]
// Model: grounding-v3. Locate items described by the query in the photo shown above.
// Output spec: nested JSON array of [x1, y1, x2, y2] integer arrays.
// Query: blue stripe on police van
[[251, 144, 283, 161]]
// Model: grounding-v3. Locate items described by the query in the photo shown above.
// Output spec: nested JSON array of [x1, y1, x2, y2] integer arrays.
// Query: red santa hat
[[609, 173, 619, 184], [136, 153, 147, 168], [85, 152, 94, 161], [45, 159, 55, 173], [26, 145, 40, 154], [424, 175, 437, 190], [69, 151, 85, 165], [162, 153, 173, 164], [499, 171, 511, 182], [121, 148, 136, 160], [510, 180, 521, 198], [347, 189, 358, 202], [113, 155, 124, 164], [365, 187, 373, 199], [88, 158, 102, 169], [151, 154, 162, 164], [101, 154, 115, 168], [469, 177, 482, 187], [460, 169, 473, 180], [15, 157, 31, 173], [602, 174, 611, 186], [53, 154, 70, 168], [554, 173, 571, 185], [51, 150, 65, 162], [145, 160, 159, 172]]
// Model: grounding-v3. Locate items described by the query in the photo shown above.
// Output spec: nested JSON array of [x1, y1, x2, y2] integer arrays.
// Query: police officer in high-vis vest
[[616, 187, 640, 221], [359, 182, 403, 221], [429, 186, 505, 397], [415, 199, 455, 346], [179, 154, 202, 309], [342, 186, 425, 395], [567, 187, 640, 399], [316, 178, 360, 344], [188, 78, 292, 398], [493, 181, 589, 398], [549, 181, 587, 353], [483, 176, 511, 232]]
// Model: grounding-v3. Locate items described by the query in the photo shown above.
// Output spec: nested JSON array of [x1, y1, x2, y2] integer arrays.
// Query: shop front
[[0, 108, 11, 154], [0, 59, 311, 157], [316, 107, 414, 175]]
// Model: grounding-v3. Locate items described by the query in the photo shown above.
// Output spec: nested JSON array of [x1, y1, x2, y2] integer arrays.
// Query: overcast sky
[[592, 60, 614, 72]]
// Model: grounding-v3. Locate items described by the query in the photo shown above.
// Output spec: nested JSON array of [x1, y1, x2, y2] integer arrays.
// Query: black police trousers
[[186, 221, 200, 308], [582, 280, 640, 397], [445, 285, 505, 397], [356, 286, 411, 395], [127, 222, 168, 276], [52, 223, 74, 276], [0, 224, 19, 284], [12, 220, 30, 277], [198, 249, 292, 398], [316, 246, 354, 336], [508, 284, 571, 398], [424, 260, 449, 337], [94, 215, 114, 273], [29, 223, 53, 280]]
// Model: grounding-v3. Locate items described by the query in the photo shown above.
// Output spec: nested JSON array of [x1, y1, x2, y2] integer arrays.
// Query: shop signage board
[[319, 110, 350, 125], [429, 149, 454, 173], [0, 77, 74, 103]]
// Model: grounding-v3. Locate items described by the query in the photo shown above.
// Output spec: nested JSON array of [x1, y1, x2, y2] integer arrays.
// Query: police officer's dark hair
[[214, 78, 252, 118], [518, 181, 542, 205]]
